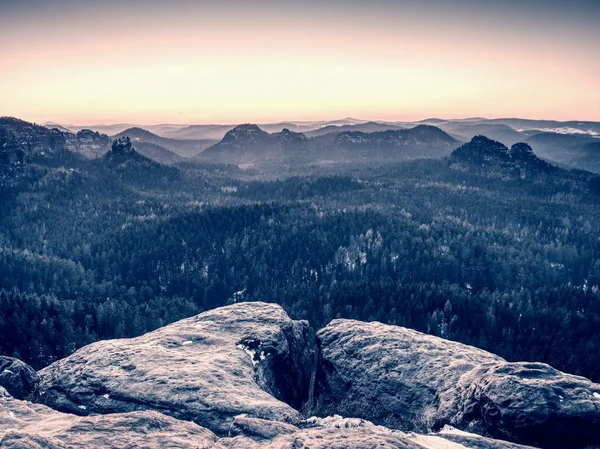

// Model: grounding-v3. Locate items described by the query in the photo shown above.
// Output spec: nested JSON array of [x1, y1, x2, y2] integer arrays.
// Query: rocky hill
[[113, 127, 215, 158], [0, 117, 71, 164], [70, 129, 111, 159], [102, 137, 179, 185], [1, 302, 598, 448], [450, 136, 558, 178], [200, 124, 308, 163], [0, 117, 111, 164], [305, 121, 406, 137], [317, 124, 458, 160], [200, 124, 457, 163]]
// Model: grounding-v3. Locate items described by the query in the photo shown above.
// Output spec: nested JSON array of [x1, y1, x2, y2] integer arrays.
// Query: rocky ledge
[[36, 302, 313, 435], [1, 302, 599, 449], [1, 387, 534, 448], [314, 319, 600, 448]]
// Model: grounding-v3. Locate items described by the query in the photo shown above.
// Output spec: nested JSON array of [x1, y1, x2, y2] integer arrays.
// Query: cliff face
[[0, 118, 111, 165], [1, 302, 599, 449], [73, 129, 110, 158], [0, 118, 70, 164]]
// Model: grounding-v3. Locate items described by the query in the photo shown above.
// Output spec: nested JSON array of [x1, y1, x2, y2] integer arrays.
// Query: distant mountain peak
[[202, 124, 456, 163], [452, 135, 510, 161], [230, 123, 265, 133], [220, 124, 268, 144], [116, 127, 159, 139], [451, 135, 555, 174]]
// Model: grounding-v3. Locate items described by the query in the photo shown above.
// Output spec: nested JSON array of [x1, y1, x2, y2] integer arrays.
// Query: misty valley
[[2, 116, 600, 380], [1, 116, 600, 449]]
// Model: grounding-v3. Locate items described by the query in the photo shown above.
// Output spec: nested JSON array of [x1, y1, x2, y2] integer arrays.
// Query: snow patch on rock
[[439, 425, 482, 438], [410, 434, 471, 449]]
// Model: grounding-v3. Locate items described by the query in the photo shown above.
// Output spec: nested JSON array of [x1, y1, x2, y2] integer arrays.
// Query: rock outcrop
[[0, 357, 39, 400], [0, 391, 224, 449], [73, 129, 110, 159], [313, 319, 600, 449], [107, 136, 136, 157], [450, 135, 555, 175], [0, 117, 112, 165], [37, 302, 313, 435], [3, 302, 599, 448], [0, 390, 534, 449], [0, 117, 70, 164]]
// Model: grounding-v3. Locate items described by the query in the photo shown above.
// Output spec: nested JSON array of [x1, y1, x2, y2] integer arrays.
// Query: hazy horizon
[[2, 0, 599, 124], [17, 114, 600, 129]]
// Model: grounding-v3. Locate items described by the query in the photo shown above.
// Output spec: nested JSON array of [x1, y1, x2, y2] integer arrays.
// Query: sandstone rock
[[0, 357, 39, 401], [455, 362, 600, 448], [313, 319, 600, 449], [1, 391, 533, 449], [0, 394, 223, 448], [37, 302, 313, 435], [222, 415, 535, 449], [228, 414, 299, 440]]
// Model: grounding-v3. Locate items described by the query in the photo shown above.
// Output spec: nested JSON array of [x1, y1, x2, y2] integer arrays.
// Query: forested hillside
[[1, 138, 600, 382]]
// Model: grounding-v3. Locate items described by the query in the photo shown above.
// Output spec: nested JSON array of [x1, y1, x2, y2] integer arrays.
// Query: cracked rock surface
[[313, 319, 600, 448], [36, 302, 313, 435]]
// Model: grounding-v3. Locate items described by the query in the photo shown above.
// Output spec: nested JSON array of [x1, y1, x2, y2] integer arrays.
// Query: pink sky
[[1, 0, 598, 124]]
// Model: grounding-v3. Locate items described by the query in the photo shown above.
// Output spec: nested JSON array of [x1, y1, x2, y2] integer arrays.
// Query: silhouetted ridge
[[451, 135, 557, 174], [201, 124, 457, 162], [405, 124, 457, 143], [451, 135, 510, 163], [221, 124, 268, 142], [0, 116, 72, 164]]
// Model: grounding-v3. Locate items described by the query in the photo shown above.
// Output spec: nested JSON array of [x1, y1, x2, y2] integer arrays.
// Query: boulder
[[313, 319, 600, 449], [455, 362, 600, 448], [0, 357, 39, 400], [37, 302, 313, 435]]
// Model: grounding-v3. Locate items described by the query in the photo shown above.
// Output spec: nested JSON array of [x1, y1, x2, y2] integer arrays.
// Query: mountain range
[[41, 116, 600, 172], [3, 116, 599, 188], [199, 123, 459, 163]]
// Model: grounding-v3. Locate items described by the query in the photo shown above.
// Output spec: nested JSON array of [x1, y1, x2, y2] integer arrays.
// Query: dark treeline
[[0, 158, 599, 382]]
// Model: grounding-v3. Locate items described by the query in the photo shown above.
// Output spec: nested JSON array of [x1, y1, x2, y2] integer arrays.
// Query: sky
[[0, 0, 599, 124]]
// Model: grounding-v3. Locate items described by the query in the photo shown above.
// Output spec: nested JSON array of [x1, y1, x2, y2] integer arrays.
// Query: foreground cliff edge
[[0, 302, 598, 448]]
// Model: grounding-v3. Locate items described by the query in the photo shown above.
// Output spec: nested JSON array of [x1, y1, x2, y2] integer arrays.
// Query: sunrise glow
[[1, 0, 598, 124]]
